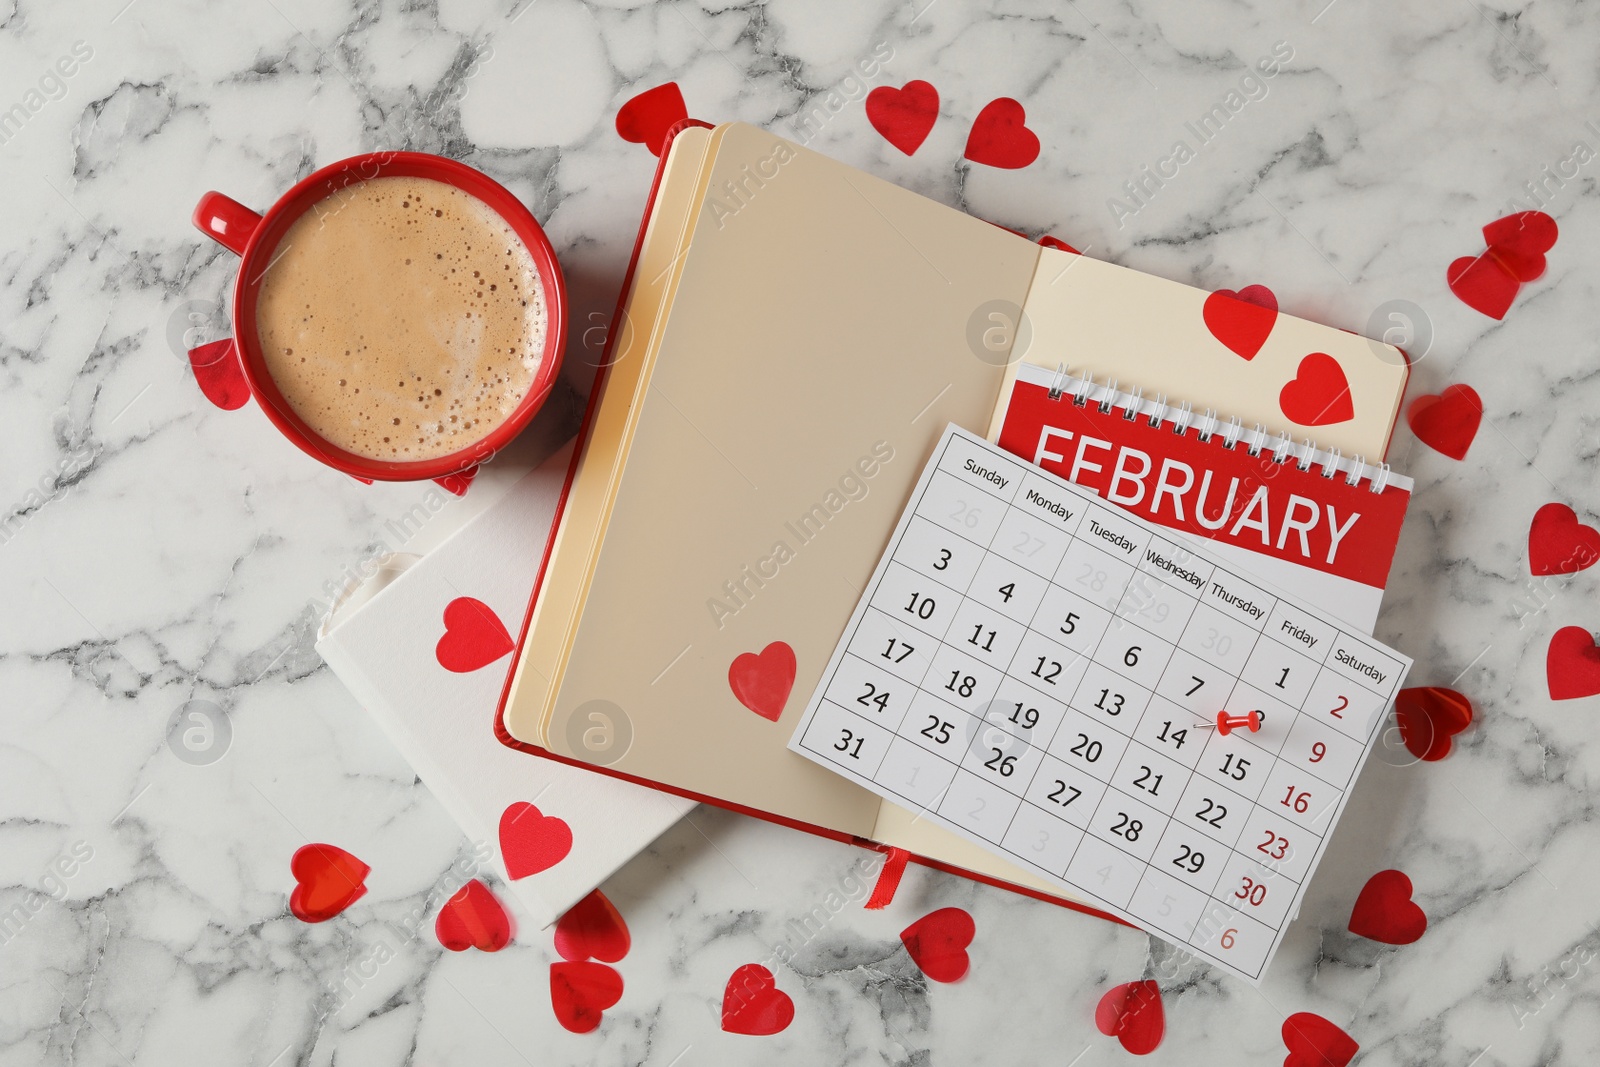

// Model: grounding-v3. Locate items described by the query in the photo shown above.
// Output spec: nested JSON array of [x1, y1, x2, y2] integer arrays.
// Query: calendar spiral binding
[[1042, 362, 1395, 494]]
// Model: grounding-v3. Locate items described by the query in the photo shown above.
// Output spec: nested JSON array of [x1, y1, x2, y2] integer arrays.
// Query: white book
[[317, 443, 694, 928]]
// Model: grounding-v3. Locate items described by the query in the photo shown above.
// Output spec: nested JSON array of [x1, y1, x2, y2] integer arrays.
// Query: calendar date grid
[[791, 428, 1410, 982], [845, 444, 1316, 937]]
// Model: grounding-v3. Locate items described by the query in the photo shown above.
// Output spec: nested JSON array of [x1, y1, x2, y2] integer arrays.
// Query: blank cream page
[[1006, 250, 1409, 460]]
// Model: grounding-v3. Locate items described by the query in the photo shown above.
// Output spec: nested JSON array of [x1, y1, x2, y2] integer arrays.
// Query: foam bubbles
[[256, 176, 548, 462]]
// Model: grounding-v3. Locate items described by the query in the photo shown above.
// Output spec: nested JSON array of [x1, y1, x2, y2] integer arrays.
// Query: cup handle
[[193, 191, 262, 256]]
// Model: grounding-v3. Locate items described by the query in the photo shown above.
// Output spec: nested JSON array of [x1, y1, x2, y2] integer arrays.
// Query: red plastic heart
[[1529, 503, 1600, 576], [1094, 980, 1164, 1055], [1394, 687, 1473, 762], [865, 80, 939, 156], [963, 98, 1040, 169], [499, 801, 573, 879], [1279, 353, 1354, 426], [1447, 252, 1520, 320], [1282, 1012, 1358, 1067], [1483, 210, 1557, 281], [900, 907, 975, 983], [189, 338, 251, 411], [615, 83, 689, 156], [1547, 626, 1600, 700], [288, 843, 369, 923], [721, 964, 794, 1035], [435, 596, 513, 673], [1405, 384, 1482, 460], [728, 641, 797, 722], [1202, 285, 1279, 360], [1348, 869, 1427, 945], [554, 888, 630, 963], [434, 878, 513, 952], [435, 465, 477, 497], [550, 961, 623, 1033]]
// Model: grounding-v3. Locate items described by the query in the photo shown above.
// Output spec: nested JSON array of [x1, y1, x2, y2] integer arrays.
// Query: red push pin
[[1215, 710, 1262, 736]]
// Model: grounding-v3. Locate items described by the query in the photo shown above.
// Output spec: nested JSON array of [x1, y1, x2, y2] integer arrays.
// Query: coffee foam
[[256, 175, 547, 462]]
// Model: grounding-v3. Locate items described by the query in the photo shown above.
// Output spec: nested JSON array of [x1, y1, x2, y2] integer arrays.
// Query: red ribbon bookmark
[[864, 847, 911, 909]]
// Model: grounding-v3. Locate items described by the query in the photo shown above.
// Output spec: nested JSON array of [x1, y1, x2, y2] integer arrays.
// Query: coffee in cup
[[254, 175, 548, 462]]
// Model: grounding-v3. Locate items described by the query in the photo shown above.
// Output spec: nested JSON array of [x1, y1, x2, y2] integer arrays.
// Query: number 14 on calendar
[[788, 425, 1411, 984]]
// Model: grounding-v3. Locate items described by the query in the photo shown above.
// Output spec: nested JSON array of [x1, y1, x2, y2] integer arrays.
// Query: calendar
[[787, 425, 1411, 982]]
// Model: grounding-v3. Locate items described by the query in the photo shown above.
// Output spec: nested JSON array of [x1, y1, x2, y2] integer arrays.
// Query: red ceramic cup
[[191, 151, 567, 487]]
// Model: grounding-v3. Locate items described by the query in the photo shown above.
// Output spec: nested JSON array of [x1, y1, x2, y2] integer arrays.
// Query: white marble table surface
[[4, 0, 1600, 1063]]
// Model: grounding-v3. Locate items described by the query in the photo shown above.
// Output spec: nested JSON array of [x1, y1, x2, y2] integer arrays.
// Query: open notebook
[[496, 121, 1410, 906]]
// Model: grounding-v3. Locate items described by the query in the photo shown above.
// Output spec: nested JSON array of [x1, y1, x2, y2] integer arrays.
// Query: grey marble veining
[[3, 0, 1600, 1063]]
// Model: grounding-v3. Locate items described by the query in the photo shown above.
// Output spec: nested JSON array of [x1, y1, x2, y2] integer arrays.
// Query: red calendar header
[[994, 378, 1410, 590]]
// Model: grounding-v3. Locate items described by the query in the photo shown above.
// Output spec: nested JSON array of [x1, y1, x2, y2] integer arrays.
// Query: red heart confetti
[[1547, 626, 1600, 701], [434, 878, 513, 952], [435, 596, 514, 673], [288, 843, 369, 923], [865, 80, 939, 156], [499, 801, 574, 879], [1529, 503, 1600, 576], [434, 465, 477, 497], [1094, 980, 1164, 1056], [1394, 687, 1473, 762], [1279, 353, 1354, 426], [1038, 235, 1081, 253], [189, 338, 251, 411], [899, 906, 974, 983], [728, 641, 797, 722], [615, 82, 689, 156], [1483, 209, 1559, 250], [963, 98, 1040, 169], [1483, 210, 1558, 281], [554, 888, 630, 963], [721, 964, 794, 1036], [550, 960, 624, 1033], [1348, 869, 1427, 945], [1202, 285, 1279, 361], [1447, 252, 1521, 320], [1447, 211, 1558, 319], [1405, 384, 1482, 460], [1282, 1012, 1358, 1067]]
